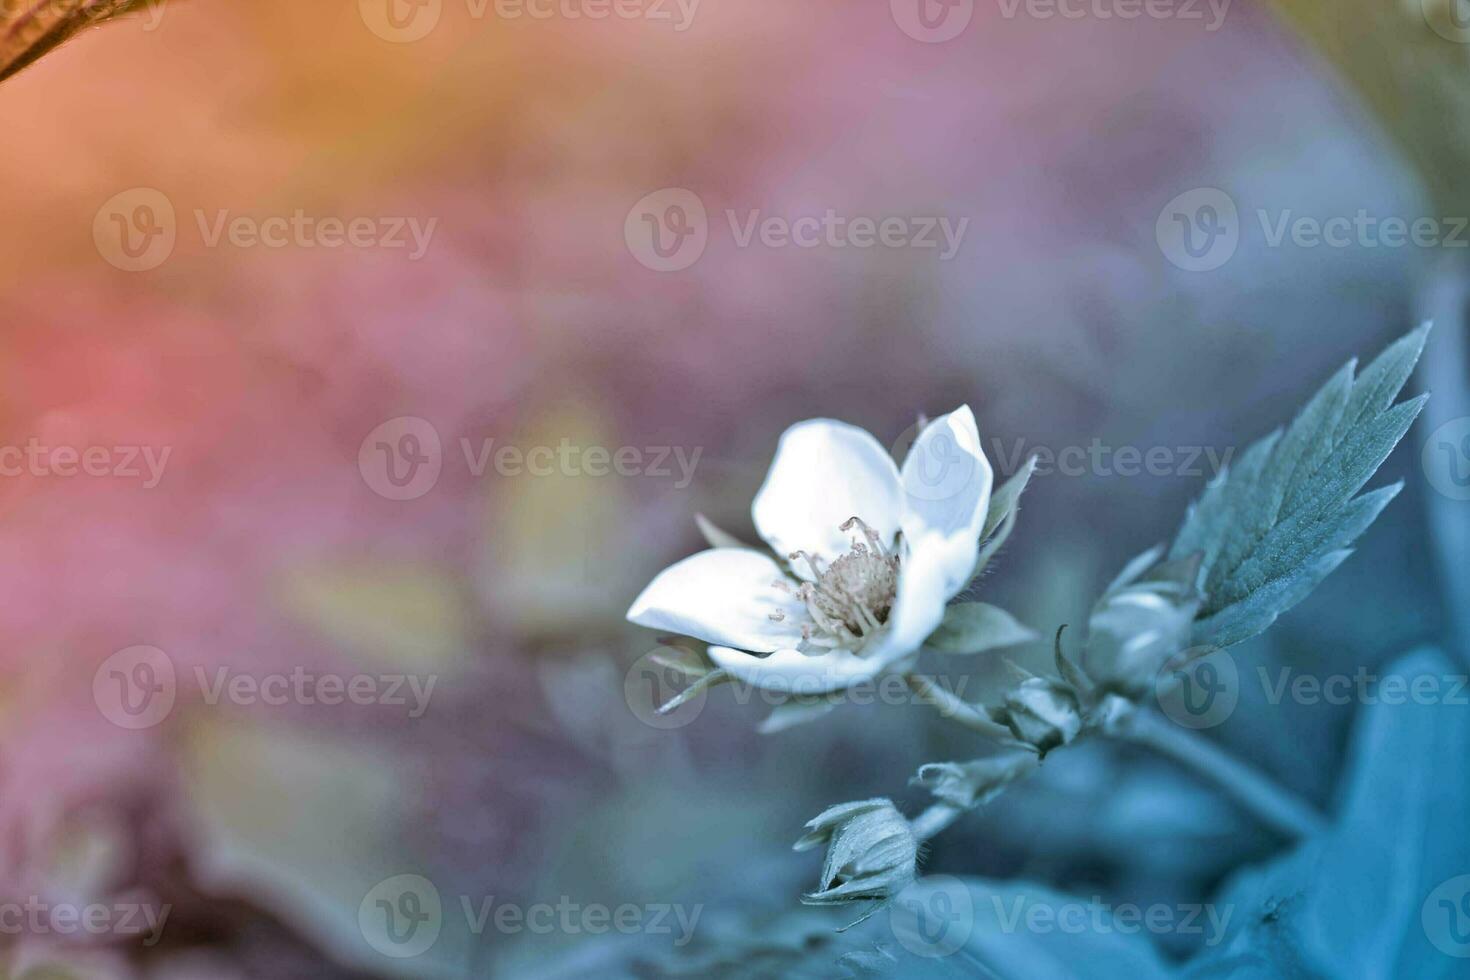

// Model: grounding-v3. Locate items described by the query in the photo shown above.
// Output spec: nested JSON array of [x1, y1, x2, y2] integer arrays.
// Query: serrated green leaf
[[925, 602, 1039, 655], [1169, 326, 1428, 648]]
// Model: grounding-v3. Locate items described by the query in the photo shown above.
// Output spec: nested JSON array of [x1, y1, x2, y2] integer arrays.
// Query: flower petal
[[706, 645, 907, 696], [626, 549, 803, 652], [862, 532, 973, 665], [752, 419, 904, 573], [900, 405, 992, 545]]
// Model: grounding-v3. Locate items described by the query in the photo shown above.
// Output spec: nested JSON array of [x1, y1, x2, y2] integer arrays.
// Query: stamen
[[769, 516, 901, 656], [789, 550, 826, 580], [840, 516, 889, 558]]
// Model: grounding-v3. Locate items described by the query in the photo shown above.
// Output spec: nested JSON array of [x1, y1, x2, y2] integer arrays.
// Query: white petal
[[626, 549, 803, 652], [751, 419, 904, 572], [900, 405, 993, 545], [707, 645, 909, 695]]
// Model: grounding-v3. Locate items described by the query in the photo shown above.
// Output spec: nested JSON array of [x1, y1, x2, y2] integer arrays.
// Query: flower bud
[[1001, 678, 1081, 753], [912, 753, 1037, 809], [1083, 547, 1202, 697], [794, 799, 918, 911]]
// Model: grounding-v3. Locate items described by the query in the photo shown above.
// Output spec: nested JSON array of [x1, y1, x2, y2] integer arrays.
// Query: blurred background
[[1, 0, 1467, 976]]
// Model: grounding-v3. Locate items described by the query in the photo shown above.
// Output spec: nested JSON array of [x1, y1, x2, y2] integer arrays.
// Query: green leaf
[[696, 513, 752, 550], [1170, 325, 1429, 649], [758, 698, 835, 734], [633, 878, 1175, 978], [982, 455, 1038, 541], [967, 457, 1038, 584], [925, 602, 1039, 655], [1183, 649, 1470, 980]]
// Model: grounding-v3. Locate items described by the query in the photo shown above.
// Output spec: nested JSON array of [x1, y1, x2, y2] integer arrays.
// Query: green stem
[[1112, 707, 1328, 840], [909, 801, 967, 841]]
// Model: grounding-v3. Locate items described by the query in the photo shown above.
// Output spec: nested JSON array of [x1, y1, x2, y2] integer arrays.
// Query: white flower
[[626, 407, 992, 695]]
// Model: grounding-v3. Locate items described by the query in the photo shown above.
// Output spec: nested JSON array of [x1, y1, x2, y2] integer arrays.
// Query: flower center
[[773, 517, 900, 652]]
